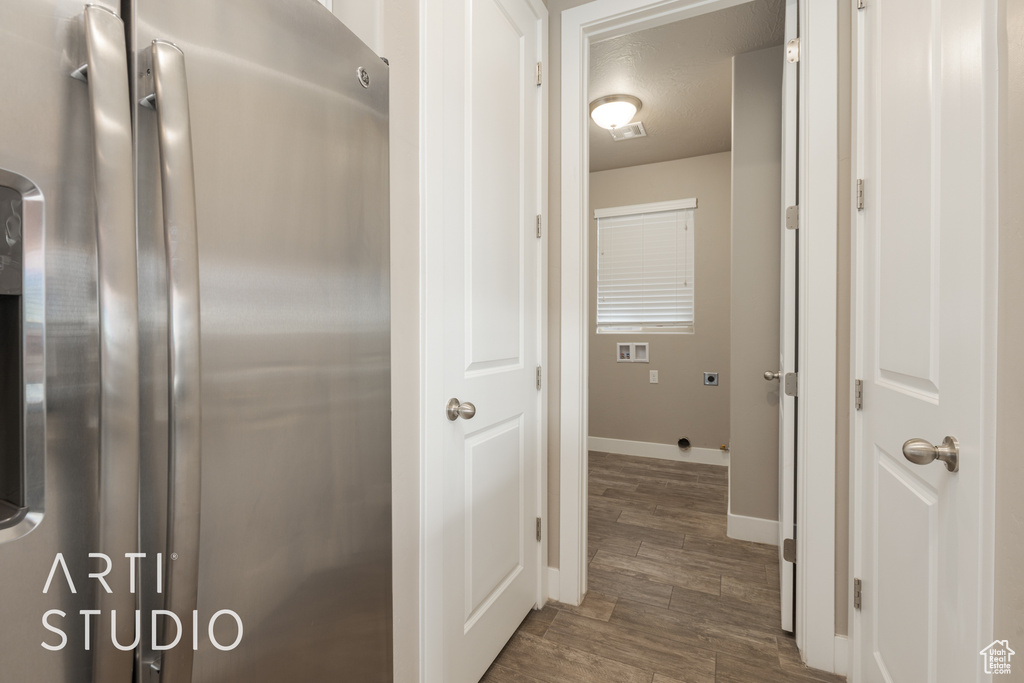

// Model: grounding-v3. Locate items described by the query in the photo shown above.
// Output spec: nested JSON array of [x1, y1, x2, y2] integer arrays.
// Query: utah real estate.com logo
[[980, 640, 1015, 675]]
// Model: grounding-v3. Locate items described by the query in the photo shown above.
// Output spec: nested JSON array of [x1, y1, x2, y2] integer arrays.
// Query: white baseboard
[[588, 437, 729, 467], [726, 510, 779, 545], [547, 567, 560, 602], [834, 634, 849, 676]]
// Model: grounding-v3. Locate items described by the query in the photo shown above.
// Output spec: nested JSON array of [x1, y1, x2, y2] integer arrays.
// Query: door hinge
[[536, 366, 542, 390], [536, 62, 542, 86], [854, 578, 863, 610], [857, 0, 866, 8], [536, 517, 542, 542], [854, 379, 863, 410], [856, 178, 865, 210], [786, 38, 800, 64], [782, 538, 796, 563], [536, 214, 542, 238], [785, 205, 799, 230], [784, 372, 798, 397]]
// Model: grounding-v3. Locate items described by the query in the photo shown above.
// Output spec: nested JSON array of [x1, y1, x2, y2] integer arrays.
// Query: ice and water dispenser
[[0, 174, 46, 541], [0, 174, 42, 540], [0, 184, 24, 529]]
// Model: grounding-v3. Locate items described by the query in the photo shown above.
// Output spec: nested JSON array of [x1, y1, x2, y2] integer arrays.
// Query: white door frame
[[420, 0, 550, 681], [558, 0, 840, 671]]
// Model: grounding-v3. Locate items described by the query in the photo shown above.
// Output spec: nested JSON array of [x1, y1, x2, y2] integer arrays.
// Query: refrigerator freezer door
[[132, 2, 393, 681], [0, 1, 136, 682]]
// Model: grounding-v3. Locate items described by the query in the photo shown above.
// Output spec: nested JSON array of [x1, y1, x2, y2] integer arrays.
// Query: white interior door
[[855, 0, 994, 681], [439, 0, 545, 681], [777, 0, 798, 635]]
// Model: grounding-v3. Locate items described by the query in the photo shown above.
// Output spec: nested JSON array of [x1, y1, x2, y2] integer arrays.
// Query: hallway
[[482, 452, 846, 683]]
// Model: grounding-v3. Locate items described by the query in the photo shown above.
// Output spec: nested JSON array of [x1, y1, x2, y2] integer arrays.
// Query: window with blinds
[[595, 198, 696, 333]]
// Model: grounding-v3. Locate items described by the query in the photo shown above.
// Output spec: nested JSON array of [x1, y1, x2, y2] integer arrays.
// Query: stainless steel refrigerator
[[0, 1, 392, 681]]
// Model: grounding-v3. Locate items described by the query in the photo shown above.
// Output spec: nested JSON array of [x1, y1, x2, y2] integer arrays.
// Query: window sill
[[597, 326, 694, 335]]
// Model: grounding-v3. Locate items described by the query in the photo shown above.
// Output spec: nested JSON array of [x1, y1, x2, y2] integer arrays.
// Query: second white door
[[439, 0, 546, 681], [777, 0, 798, 634], [854, 0, 995, 681]]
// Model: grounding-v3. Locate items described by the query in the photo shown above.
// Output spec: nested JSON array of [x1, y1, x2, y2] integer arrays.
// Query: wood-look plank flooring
[[483, 452, 846, 683]]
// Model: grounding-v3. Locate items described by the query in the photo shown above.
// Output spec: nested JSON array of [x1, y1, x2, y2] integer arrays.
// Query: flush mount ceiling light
[[589, 94, 642, 130]]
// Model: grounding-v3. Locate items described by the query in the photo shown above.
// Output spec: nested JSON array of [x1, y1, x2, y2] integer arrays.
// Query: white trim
[[420, 0, 446, 678], [849, 0, 866, 677], [794, 0, 838, 672], [726, 511, 779, 546], [724, 457, 779, 550], [777, 0, 798, 635], [833, 635, 849, 677], [537, 4, 551, 614], [546, 567, 560, 602], [593, 197, 697, 219], [558, 0, 839, 665], [588, 437, 729, 467], [558, 0, 589, 606]]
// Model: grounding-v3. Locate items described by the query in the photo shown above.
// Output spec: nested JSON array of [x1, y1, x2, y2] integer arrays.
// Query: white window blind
[[596, 199, 695, 333]]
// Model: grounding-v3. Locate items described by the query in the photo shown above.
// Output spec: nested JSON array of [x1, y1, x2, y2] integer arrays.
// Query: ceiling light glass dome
[[589, 94, 642, 129]]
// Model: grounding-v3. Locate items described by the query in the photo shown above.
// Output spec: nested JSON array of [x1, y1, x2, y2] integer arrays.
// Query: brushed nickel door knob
[[446, 398, 476, 421], [902, 436, 959, 472]]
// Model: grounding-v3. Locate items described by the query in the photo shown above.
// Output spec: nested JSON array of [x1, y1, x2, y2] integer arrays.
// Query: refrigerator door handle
[[150, 39, 202, 683], [78, 6, 142, 682]]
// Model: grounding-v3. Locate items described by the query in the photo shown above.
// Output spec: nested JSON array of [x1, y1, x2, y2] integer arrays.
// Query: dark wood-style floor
[[483, 451, 846, 683]]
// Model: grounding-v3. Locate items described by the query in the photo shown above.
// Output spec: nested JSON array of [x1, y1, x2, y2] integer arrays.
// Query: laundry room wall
[[588, 152, 733, 451]]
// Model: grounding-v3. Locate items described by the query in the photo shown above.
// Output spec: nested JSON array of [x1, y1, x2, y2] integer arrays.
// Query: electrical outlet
[[704, 372, 719, 386], [650, 370, 659, 384]]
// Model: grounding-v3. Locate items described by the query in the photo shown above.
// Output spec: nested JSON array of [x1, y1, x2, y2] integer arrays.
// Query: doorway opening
[[584, 0, 784, 545], [556, 0, 840, 673], [583, 0, 801, 672]]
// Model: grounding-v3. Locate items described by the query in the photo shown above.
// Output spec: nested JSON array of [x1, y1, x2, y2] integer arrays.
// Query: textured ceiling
[[588, 0, 785, 172]]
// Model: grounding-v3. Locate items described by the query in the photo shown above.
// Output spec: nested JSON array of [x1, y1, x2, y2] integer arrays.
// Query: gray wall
[[381, 1, 420, 676], [729, 47, 782, 522], [588, 153, 732, 449], [996, 0, 1024, 660]]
